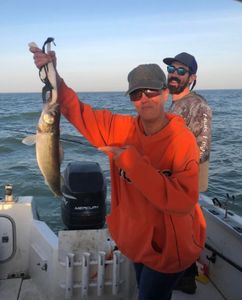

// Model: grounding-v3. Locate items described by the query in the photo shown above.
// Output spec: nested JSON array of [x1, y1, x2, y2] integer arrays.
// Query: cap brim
[[125, 83, 165, 96], [163, 57, 177, 65]]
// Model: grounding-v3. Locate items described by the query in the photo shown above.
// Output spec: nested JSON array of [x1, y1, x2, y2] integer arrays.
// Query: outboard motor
[[61, 161, 106, 230]]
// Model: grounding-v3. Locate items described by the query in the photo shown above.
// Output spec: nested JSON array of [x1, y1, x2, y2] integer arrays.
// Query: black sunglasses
[[129, 88, 162, 102], [167, 65, 190, 76]]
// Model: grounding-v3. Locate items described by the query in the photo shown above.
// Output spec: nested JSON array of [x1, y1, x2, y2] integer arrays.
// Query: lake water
[[0, 89, 242, 233]]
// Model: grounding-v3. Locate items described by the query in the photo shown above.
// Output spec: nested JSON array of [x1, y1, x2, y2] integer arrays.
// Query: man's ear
[[189, 74, 197, 85]]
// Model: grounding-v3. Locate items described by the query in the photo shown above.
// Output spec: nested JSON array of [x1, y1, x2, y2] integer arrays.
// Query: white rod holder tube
[[81, 252, 90, 297], [112, 250, 121, 295], [97, 251, 106, 296], [65, 253, 74, 300]]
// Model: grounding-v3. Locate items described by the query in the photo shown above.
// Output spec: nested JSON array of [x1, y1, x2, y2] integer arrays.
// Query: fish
[[24, 38, 63, 196]]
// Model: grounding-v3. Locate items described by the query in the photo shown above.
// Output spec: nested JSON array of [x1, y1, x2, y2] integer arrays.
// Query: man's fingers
[[98, 146, 117, 154], [99, 146, 115, 151], [29, 46, 42, 53]]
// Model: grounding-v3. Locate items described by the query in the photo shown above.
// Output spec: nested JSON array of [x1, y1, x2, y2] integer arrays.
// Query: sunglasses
[[167, 65, 190, 76], [129, 88, 161, 102]]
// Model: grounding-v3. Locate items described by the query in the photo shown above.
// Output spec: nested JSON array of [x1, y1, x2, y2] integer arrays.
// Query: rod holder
[[65, 253, 74, 299], [4, 184, 14, 202]]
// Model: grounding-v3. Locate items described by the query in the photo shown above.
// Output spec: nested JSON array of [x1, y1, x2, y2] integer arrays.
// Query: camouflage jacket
[[169, 92, 212, 163]]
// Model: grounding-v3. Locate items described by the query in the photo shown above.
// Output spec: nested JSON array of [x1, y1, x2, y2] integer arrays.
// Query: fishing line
[[2, 127, 94, 148]]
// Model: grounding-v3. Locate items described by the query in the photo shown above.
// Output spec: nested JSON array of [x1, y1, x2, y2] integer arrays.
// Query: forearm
[[115, 146, 199, 215], [57, 81, 127, 148]]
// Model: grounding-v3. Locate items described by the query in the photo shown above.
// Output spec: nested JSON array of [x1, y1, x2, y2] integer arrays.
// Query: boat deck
[[0, 277, 225, 300], [173, 280, 225, 300], [0, 278, 45, 300]]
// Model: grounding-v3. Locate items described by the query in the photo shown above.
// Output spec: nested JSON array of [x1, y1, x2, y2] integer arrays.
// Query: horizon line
[[1, 88, 242, 94]]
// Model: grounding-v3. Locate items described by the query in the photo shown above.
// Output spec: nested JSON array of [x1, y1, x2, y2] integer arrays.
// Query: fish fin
[[22, 135, 36, 145]]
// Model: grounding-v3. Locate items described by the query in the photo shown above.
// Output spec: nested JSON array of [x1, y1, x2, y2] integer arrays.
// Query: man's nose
[[140, 92, 149, 101]]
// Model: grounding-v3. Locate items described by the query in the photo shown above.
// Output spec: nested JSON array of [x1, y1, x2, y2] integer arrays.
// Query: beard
[[168, 76, 190, 94]]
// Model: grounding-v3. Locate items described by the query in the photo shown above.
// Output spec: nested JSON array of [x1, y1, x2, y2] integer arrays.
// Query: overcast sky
[[0, 0, 242, 92]]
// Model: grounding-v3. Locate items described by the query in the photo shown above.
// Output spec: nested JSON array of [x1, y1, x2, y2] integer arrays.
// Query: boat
[[0, 161, 242, 300]]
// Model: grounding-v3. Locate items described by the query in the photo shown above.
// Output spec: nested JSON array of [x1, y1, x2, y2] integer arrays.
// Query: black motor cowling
[[61, 161, 106, 230]]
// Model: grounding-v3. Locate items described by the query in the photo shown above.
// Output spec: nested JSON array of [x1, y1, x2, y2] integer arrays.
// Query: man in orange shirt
[[30, 47, 206, 300]]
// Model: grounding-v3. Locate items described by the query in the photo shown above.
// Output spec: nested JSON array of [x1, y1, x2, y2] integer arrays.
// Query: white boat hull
[[0, 194, 242, 300]]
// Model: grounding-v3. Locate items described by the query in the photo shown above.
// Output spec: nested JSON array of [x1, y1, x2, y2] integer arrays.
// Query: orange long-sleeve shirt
[[59, 81, 206, 273]]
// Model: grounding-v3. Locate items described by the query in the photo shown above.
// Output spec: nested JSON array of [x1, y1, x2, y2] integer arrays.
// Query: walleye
[[24, 38, 62, 196]]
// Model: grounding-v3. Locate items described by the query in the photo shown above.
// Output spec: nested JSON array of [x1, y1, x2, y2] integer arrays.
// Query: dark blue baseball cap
[[163, 52, 198, 74]]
